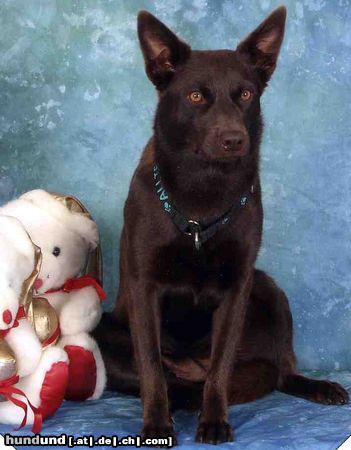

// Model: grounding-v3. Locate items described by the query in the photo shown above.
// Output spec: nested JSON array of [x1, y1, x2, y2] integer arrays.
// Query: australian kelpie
[[94, 6, 349, 445]]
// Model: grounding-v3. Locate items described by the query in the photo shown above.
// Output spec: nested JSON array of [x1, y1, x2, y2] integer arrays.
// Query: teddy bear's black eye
[[52, 247, 61, 257]]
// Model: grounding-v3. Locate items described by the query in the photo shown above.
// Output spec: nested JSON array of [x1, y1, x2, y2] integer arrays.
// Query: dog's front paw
[[310, 380, 349, 405], [141, 423, 177, 447], [195, 420, 234, 444]]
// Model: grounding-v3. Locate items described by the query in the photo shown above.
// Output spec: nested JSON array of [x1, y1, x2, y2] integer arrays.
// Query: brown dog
[[94, 6, 349, 445]]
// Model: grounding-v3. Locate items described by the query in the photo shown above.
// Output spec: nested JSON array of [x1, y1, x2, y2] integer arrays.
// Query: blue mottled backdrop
[[0, 0, 350, 371]]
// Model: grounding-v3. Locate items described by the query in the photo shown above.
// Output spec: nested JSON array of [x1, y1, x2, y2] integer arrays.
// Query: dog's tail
[[92, 312, 141, 395]]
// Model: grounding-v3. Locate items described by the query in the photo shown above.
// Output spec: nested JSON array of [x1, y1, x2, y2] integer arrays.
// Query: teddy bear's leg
[[0, 346, 68, 427], [59, 332, 106, 401], [21, 346, 69, 420]]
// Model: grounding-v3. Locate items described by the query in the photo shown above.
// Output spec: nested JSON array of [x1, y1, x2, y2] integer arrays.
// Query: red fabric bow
[[45, 275, 106, 301], [0, 374, 42, 433], [0, 306, 26, 338]]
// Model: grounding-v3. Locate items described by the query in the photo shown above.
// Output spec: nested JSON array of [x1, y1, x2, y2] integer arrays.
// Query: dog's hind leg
[[276, 309, 349, 405], [229, 359, 279, 404], [278, 373, 348, 405], [252, 270, 349, 405]]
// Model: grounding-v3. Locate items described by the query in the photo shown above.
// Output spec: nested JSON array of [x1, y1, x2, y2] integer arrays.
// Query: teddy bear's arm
[[44, 291, 72, 315], [5, 319, 42, 377], [59, 286, 102, 335]]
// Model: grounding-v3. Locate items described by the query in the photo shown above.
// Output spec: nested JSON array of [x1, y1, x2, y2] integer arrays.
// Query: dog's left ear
[[138, 11, 191, 90], [236, 5, 287, 85]]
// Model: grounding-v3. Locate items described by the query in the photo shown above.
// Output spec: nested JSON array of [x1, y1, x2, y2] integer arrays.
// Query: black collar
[[153, 165, 254, 250]]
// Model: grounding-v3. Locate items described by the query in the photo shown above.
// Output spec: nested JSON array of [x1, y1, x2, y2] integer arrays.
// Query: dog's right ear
[[236, 6, 287, 86], [137, 11, 191, 90]]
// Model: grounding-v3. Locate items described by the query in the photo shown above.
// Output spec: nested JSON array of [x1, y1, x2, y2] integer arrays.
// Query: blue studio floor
[[3, 371, 351, 450]]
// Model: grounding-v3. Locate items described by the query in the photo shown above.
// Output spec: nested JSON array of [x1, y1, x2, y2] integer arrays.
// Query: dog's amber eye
[[240, 89, 253, 102], [188, 91, 205, 104]]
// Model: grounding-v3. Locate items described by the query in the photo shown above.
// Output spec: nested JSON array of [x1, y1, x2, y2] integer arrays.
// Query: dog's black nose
[[219, 130, 247, 154]]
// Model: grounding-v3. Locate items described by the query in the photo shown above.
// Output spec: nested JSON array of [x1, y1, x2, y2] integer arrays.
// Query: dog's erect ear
[[236, 6, 287, 85], [137, 11, 191, 89]]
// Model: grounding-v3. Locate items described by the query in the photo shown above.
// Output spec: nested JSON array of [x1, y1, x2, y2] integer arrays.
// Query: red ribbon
[[42, 325, 61, 348], [0, 374, 42, 433], [0, 306, 26, 338], [45, 275, 106, 301]]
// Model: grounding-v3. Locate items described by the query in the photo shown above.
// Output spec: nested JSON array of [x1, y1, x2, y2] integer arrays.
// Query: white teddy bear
[[0, 190, 106, 401], [0, 215, 68, 430]]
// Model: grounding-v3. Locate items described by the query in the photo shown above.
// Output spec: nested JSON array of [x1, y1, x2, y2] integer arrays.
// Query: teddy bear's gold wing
[[19, 240, 60, 347]]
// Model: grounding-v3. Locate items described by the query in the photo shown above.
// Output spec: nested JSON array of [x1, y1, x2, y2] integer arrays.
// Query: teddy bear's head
[[0, 190, 99, 295], [0, 215, 36, 330]]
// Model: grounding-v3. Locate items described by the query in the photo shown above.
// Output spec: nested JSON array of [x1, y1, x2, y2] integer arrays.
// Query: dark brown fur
[[94, 6, 349, 445]]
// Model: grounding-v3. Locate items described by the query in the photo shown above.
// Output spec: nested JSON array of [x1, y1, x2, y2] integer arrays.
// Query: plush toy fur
[[0, 215, 69, 428], [0, 190, 106, 401], [0, 215, 35, 338], [1, 190, 99, 295]]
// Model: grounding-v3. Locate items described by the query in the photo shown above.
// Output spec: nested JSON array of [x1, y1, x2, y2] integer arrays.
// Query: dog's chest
[[152, 238, 241, 289], [151, 238, 244, 345]]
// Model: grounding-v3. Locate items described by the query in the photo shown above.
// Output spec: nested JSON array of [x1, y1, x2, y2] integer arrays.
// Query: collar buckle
[[186, 220, 202, 250]]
